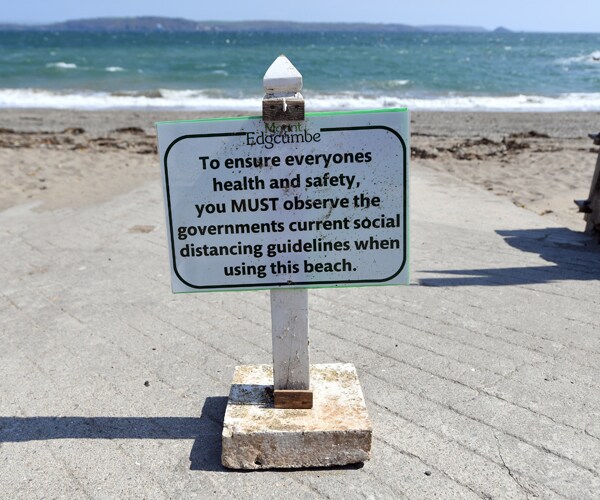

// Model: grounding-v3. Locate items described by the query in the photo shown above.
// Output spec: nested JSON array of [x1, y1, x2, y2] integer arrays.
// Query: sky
[[2, 0, 600, 33]]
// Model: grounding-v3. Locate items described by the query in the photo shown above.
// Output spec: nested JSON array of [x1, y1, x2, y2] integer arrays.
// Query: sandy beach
[[1, 109, 598, 232]]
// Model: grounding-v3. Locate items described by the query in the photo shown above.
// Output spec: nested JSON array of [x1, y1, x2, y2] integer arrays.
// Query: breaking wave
[[557, 50, 600, 65], [2, 88, 600, 112], [45, 62, 77, 69]]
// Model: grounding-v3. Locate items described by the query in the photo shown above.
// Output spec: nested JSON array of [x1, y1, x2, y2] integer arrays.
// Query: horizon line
[[1, 16, 599, 34]]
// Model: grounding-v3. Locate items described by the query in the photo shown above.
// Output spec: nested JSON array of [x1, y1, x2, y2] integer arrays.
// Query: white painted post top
[[263, 55, 303, 94]]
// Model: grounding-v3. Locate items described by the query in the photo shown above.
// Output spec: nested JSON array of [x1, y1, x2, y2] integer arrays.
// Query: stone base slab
[[221, 363, 372, 470]]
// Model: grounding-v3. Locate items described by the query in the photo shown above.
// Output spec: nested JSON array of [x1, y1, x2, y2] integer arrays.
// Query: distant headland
[[0, 16, 511, 33]]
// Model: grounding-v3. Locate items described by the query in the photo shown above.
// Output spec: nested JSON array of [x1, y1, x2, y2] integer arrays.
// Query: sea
[[1, 30, 600, 111]]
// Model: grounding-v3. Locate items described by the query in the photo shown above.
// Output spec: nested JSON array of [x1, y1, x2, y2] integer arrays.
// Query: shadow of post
[[189, 396, 228, 471], [0, 396, 229, 472], [419, 227, 600, 287]]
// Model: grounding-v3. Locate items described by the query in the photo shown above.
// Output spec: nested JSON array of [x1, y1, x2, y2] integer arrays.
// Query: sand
[[1, 109, 598, 231]]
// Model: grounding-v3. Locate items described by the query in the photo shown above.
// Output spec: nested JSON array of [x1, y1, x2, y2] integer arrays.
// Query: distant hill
[[0, 16, 503, 33], [418, 25, 488, 33]]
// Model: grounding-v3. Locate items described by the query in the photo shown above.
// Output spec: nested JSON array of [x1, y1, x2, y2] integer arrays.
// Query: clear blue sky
[[3, 0, 599, 33]]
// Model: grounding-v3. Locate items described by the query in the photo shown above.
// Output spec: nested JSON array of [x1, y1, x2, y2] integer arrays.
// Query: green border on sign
[[155, 107, 408, 126]]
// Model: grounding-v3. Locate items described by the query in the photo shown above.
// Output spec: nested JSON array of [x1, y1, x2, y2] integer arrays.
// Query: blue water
[[1, 31, 600, 110]]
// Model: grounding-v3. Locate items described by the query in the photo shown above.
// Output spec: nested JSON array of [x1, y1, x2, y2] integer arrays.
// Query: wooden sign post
[[156, 54, 409, 469], [264, 56, 312, 410]]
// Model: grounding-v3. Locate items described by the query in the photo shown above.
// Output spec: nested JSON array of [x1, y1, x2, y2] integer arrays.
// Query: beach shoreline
[[2, 108, 599, 136], [1, 108, 598, 231]]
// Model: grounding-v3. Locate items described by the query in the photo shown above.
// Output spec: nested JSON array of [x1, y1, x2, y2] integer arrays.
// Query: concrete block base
[[221, 363, 372, 469]]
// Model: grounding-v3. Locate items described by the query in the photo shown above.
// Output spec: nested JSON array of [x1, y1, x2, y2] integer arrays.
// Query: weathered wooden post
[[156, 54, 409, 469], [264, 56, 312, 410]]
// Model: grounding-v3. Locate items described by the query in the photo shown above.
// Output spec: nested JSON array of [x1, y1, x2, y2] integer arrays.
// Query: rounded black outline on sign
[[162, 125, 407, 290]]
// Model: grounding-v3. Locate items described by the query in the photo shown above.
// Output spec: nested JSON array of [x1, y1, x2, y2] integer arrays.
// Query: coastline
[[1, 108, 598, 230]]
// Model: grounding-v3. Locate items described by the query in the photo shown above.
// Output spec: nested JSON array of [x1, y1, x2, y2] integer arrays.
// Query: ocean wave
[[110, 89, 163, 98], [317, 93, 600, 111], [105, 66, 125, 72], [211, 70, 229, 76], [377, 80, 410, 89], [2, 88, 600, 112], [45, 62, 77, 69], [557, 50, 600, 65], [0, 88, 260, 111]]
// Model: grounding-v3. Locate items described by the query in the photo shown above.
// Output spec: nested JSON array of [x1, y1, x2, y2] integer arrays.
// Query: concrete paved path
[[1, 166, 599, 499]]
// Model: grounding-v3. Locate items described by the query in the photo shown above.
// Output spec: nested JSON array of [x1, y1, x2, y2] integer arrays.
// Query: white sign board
[[157, 109, 409, 293]]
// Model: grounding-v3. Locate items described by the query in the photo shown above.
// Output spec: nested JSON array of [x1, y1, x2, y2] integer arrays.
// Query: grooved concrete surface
[[1, 167, 600, 499]]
